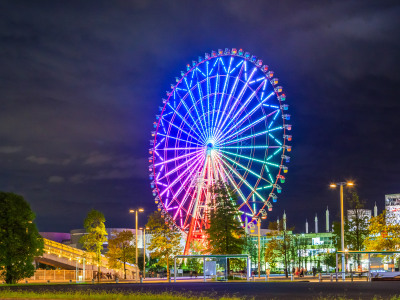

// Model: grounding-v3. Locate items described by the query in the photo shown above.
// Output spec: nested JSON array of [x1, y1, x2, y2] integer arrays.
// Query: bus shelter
[[173, 254, 250, 282]]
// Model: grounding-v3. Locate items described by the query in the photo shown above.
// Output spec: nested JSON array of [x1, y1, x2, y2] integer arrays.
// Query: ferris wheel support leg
[[184, 155, 209, 255]]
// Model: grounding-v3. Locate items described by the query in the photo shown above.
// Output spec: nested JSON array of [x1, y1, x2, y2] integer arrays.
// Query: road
[[2, 281, 400, 299]]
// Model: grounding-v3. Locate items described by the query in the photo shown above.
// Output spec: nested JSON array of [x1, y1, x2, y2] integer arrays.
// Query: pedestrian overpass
[[31, 238, 138, 280]]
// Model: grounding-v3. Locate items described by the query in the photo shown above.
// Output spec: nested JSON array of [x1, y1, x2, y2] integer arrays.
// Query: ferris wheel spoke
[[211, 63, 220, 134], [217, 159, 254, 213], [216, 67, 257, 137], [218, 145, 281, 150], [163, 147, 203, 150], [213, 58, 243, 137], [217, 115, 266, 145], [220, 149, 280, 170], [268, 110, 281, 129], [267, 147, 283, 161], [219, 152, 272, 184], [268, 133, 283, 146], [162, 117, 204, 144], [194, 68, 207, 134], [217, 91, 275, 142], [172, 184, 197, 222], [168, 157, 204, 210], [218, 108, 281, 145], [216, 80, 267, 141], [174, 88, 208, 141], [218, 126, 283, 146], [157, 151, 204, 181], [156, 133, 202, 147], [217, 79, 266, 137], [154, 149, 203, 167], [159, 154, 205, 197], [218, 155, 265, 203], [167, 103, 206, 142], [183, 77, 208, 138], [206, 61, 211, 137]]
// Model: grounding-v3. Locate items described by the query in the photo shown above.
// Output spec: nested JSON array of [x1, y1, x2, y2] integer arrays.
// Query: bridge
[[27, 238, 138, 281]]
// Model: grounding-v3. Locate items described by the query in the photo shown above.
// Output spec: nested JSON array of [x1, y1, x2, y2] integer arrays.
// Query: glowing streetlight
[[129, 208, 144, 282], [140, 226, 150, 279], [330, 181, 354, 281]]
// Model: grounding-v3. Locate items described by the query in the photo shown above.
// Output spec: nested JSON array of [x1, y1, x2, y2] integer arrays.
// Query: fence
[[25, 270, 94, 282]]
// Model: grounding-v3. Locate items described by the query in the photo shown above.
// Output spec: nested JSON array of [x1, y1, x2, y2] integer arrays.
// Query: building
[[249, 230, 336, 272], [385, 194, 400, 225], [347, 209, 372, 222]]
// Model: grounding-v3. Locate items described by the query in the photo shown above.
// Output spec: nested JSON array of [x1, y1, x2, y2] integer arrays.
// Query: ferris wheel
[[149, 48, 291, 253]]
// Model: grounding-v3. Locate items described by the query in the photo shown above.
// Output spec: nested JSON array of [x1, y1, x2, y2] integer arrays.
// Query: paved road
[[2, 281, 400, 299]]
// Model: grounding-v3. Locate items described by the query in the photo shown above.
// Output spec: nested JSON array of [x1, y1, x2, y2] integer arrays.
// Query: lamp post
[[257, 218, 261, 278], [129, 208, 144, 282], [140, 227, 149, 279], [330, 181, 353, 281]]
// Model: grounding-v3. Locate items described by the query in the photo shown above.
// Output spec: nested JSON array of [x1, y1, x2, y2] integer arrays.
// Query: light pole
[[330, 181, 353, 281], [129, 208, 144, 282], [140, 227, 149, 279], [257, 218, 261, 278]]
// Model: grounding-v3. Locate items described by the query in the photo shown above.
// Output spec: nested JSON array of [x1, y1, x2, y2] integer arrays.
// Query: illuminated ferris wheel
[[149, 48, 292, 253]]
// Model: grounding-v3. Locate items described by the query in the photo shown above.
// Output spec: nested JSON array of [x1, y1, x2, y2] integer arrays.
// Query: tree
[[80, 209, 107, 282], [263, 225, 294, 277], [106, 230, 135, 279], [346, 191, 369, 251], [206, 182, 246, 275], [364, 210, 400, 251], [244, 235, 258, 268], [264, 238, 279, 271], [0, 192, 44, 284], [146, 211, 182, 279], [206, 181, 245, 255], [187, 257, 201, 274], [364, 210, 400, 270]]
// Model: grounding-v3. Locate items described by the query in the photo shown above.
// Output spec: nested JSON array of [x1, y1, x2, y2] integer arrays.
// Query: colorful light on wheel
[[150, 48, 292, 253]]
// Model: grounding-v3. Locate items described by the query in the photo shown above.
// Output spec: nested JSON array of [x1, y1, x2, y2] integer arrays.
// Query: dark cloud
[[0, 0, 399, 232], [48, 176, 65, 183]]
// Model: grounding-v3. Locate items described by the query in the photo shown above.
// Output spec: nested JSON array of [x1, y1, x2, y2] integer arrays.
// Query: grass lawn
[[0, 290, 242, 300]]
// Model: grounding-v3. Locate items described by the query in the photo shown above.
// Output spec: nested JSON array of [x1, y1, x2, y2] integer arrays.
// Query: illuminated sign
[[312, 237, 323, 245]]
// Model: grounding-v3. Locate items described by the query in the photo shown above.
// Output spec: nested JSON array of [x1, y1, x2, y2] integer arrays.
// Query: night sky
[[1, 1, 399, 233]]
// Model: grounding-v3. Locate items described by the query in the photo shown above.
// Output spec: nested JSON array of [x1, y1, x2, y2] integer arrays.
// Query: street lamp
[[140, 226, 149, 279], [257, 218, 261, 278], [330, 181, 354, 281], [129, 208, 144, 282]]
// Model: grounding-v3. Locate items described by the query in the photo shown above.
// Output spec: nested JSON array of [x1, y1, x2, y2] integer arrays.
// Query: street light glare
[[139, 208, 144, 212], [129, 209, 135, 213], [330, 183, 337, 188], [347, 182, 354, 186]]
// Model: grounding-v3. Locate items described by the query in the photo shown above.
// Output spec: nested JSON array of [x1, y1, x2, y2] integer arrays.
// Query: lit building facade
[[385, 194, 400, 225]]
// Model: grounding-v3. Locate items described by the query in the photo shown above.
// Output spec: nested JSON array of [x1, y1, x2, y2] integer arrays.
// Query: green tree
[[187, 257, 201, 274], [321, 252, 336, 270], [146, 211, 182, 279], [0, 192, 44, 284], [331, 191, 369, 269], [364, 210, 400, 251], [106, 230, 135, 279], [206, 181, 245, 254], [264, 226, 294, 277], [80, 209, 107, 282], [346, 191, 369, 251], [244, 235, 258, 268], [206, 182, 246, 275], [364, 210, 400, 270], [264, 238, 279, 271]]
